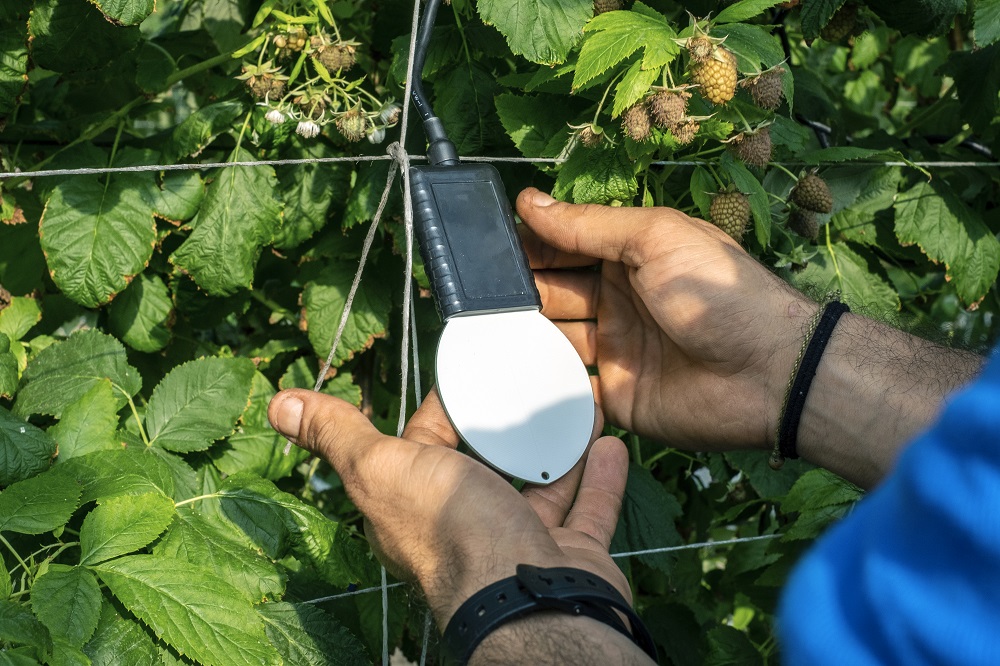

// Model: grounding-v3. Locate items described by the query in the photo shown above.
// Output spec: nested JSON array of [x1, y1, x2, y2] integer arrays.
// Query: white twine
[[610, 533, 781, 559]]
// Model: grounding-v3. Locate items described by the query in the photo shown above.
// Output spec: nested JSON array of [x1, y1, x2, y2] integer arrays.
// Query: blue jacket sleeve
[[778, 347, 1000, 665]]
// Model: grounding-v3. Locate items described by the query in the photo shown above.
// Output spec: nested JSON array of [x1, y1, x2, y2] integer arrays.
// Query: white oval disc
[[436, 309, 595, 484]]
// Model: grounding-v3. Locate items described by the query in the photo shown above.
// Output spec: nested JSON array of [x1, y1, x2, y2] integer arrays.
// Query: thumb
[[515, 187, 693, 267], [268, 388, 386, 475]]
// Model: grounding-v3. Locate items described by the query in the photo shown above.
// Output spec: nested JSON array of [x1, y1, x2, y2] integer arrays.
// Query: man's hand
[[267, 388, 629, 628], [518, 187, 816, 453]]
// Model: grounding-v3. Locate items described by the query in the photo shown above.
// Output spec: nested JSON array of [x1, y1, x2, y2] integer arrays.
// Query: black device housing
[[410, 163, 541, 320]]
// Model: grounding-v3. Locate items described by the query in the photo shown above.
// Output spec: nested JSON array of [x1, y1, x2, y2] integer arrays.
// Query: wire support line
[[304, 582, 408, 604], [610, 533, 781, 559]]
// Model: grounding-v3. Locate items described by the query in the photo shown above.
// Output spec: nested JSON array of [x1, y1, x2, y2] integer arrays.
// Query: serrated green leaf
[[0, 467, 80, 534], [866, 0, 965, 36], [0, 297, 41, 341], [894, 180, 1000, 306], [721, 157, 771, 247], [83, 599, 160, 666], [0, 24, 28, 117], [434, 63, 503, 155], [799, 0, 847, 40], [710, 23, 783, 72], [30, 565, 102, 647], [0, 407, 56, 487], [28, 0, 140, 73], [705, 625, 763, 666], [90, 0, 154, 25], [258, 602, 369, 666], [0, 647, 40, 665], [135, 41, 176, 93], [799, 146, 901, 164], [791, 242, 901, 313], [0, 333, 16, 399], [144, 357, 254, 453], [151, 171, 205, 223], [49, 380, 119, 461], [278, 358, 362, 405], [782, 503, 850, 541], [171, 148, 283, 296], [0, 598, 52, 657], [93, 555, 282, 666], [39, 173, 156, 308], [715, 0, 785, 24], [15, 330, 141, 419], [574, 6, 676, 90], [79, 492, 175, 565], [155, 511, 285, 603], [827, 167, 902, 246], [619, 463, 682, 573], [554, 144, 638, 204], [59, 447, 175, 504], [164, 102, 244, 163], [782, 469, 862, 513], [689, 168, 715, 220], [723, 450, 814, 498], [974, 0, 1000, 46], [495, 93, 577, 159], [611, 59, 659, 117], [213, 372, 308, 480], [478, 0, 591, 65], [0, 222, 46, 296], [107, 273, 173, 353], [274, 145, 350, 249], [941, 44, 1000, 134], [301, 263, 392, 366]]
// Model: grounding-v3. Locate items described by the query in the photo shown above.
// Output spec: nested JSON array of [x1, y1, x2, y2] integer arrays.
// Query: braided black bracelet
[[442, 564, 657, 665], [770, 300, 850, 469]]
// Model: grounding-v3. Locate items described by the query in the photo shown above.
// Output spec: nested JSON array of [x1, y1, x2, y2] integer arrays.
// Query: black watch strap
[[442, 564, 657, 665]]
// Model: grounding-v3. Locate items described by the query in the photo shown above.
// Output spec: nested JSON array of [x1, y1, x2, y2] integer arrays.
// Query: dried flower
[[265, 109, 286, 124], [296, 120, 321, 139]]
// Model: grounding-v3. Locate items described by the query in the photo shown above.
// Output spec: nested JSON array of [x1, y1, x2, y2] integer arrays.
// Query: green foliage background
[[1, 0, 999, 664]]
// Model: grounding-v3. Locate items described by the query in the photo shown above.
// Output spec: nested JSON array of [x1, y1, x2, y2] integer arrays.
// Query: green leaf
[[705, 625, 763, 666], [278, 358, 362, 405], [611, 59, 660, 117], [618, 463, 683, 574], [790, 242, 901, 313], [28, 0, 140, 73], [799, 0, 847, 40], [554, 144, 638, 204], [39, 173, 157, 308], [50, 640, 90, 666], [93, 555, 282, 666], [164, 102, 244, 163], [0, 333, 16, 399], [90, 0, 154, 25], [79, 492, 175, 565], [0, 296, 41, 341], [274, 145, 349, 249], [0, 407, 57, 486], [30, 565, 102, 648], [782, 503, 850, 541], [107, 273, 173, 353], [495, 93, 577, 159], [0, 467, 80, 534], [83, 598, 160, 666], [866, 0, 965, 36], [974, 0, 1000, 46], [894, 180, 1000, 306], [478, 0, 592, 65], [782, 469, 862, 513], [170, 148, 283, 296], [150, 171, 205, 223], [689, 168, 715, 220], [0, 25, 27, 116], [0, 222, 47, 296], [213, 372, 309, 481], [942, 44, 1000, 134], [828, 167, 902, 246], [49, 380, 119, 461], [342, 161, 400, 229], [574, 5, 676, 90], [145, 356, 255, 453], [154, 510, 285, 603], [723, 450, 814, 498], [710, 23, 784, 72], [59, 447, 175, 505], [0, 598, 52, 657], [301, 263, 392, 366], [135, 41, 177, 93], [721, 157, 771, 247], [15, 330, 141, 419], [799, 146, 902, 164], [715, 0, 785, 24], [257, 602, 369, 666], [434, 63, 503, 155]]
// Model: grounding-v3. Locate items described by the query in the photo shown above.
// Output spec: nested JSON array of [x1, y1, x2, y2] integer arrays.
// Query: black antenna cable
[[410, 0, 459, 165]]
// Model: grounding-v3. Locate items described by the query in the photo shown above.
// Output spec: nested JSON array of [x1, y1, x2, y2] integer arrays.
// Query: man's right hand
[[517, 187, 816, 454]]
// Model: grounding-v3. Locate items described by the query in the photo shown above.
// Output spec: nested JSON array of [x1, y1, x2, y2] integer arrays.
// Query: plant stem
[[771, 162, 798, 182], [629, 433, 643, 466], [175, 492, 224, 508], [114, 383, 151, 446], [0, 534, 31, 581]]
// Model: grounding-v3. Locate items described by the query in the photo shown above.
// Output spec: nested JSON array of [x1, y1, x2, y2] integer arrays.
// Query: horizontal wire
[[304, 582, 407, 604], [611, 533, 780, 559], [3, 155, 999, 181]]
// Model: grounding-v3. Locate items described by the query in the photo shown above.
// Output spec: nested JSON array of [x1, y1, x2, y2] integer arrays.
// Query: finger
[[553, 321, 597, 366], [516, 187, 693, 267], [402, 387, 461, 448], [519, 224, 599, 269], [535, 270, 600, 320], [269, 389, 386, 474], [522, 406, 605, 528], [564, 437, 629, 550]]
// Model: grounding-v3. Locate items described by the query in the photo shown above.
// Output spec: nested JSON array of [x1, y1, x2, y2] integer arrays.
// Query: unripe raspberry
[[336, 108, 368, 142], [691, 46, 738, 105], [672, 118, 699, 145], [730, 127, 772, 168], [788, 208, 819, 240], [648, 91, 690, 131], [579, 125, 603, 147], [710, 191, 751, 242], [316, 43, 357, 72], [791, 173, 834, 213], [622, 104, 652, 142], [686, 36, 715, 64], [742, 67, 785, 110], [821, 3, 859, 42], [593, 0, 623, 14]]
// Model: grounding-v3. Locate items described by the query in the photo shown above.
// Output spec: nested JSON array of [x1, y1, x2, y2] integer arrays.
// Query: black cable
[[409, 0, 459, 165]]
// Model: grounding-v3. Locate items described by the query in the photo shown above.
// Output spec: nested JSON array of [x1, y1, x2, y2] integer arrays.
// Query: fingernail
[[273, 395, 303, 439], [531, 190, 556, 207]]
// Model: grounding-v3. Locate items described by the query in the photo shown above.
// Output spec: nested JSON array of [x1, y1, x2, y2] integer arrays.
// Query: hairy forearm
[[797, 314, 984, 489], [468, 613, 655, 666]]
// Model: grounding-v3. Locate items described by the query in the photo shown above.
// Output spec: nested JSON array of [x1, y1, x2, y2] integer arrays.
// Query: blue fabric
[[779, 347, 1000, 664]]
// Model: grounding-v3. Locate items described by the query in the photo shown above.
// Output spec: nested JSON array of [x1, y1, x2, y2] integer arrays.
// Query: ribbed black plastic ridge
[[410, 163, 541, 320]]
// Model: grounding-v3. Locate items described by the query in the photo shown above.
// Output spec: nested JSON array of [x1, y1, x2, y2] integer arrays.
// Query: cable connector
[[423, 117, 459, 166]]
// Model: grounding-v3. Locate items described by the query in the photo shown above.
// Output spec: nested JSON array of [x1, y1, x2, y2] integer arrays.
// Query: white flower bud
[[296, 120, 321, 139], [367, 126, 386, 144], [379, 102, 402, 125], [265, 109, 286, 124]]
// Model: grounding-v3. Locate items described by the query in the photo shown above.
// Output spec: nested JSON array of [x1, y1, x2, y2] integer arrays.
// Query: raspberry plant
[[1, 0, 999, 664]]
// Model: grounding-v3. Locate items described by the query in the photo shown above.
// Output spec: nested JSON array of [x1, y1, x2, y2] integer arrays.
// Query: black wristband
[[442, 564, 657, 665], [777, 300, 850, 460]]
